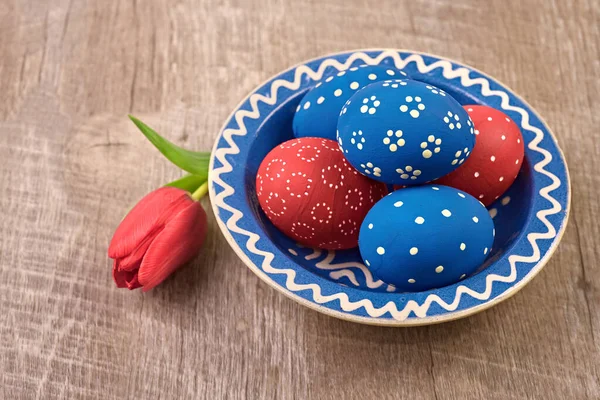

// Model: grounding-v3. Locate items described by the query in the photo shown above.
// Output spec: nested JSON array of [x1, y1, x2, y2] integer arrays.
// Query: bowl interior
[[243, 80, 534, 293]]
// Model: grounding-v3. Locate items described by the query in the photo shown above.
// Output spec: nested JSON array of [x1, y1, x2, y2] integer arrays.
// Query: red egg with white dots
[[256, 137, 387, 249], [434, 105, 524, 206]]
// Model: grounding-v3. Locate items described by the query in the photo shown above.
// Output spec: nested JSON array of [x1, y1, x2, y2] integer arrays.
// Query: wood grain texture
[[0, 0, 598, 398]]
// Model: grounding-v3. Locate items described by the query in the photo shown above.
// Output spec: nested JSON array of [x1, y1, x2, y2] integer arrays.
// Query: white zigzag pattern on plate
[[304, 248, 393, 291], [297, 246, 388, 289], [211, 51, 562, 321]]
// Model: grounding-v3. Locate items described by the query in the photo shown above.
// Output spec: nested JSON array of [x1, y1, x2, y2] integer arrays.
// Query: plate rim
[[208, 49, 571, 326]]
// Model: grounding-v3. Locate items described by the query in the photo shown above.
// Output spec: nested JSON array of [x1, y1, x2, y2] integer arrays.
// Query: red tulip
[[108, 186, 207, 291]]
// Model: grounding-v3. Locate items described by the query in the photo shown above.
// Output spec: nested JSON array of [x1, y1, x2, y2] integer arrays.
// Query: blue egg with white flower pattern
[[359, 185, 494, 292], [293, 66, 408, 141], [337, 79, 475, 184]]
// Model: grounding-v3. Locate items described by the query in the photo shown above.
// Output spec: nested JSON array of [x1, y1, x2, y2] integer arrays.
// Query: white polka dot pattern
[[293, 65, 410, 141], [359, 185, 494, 292]]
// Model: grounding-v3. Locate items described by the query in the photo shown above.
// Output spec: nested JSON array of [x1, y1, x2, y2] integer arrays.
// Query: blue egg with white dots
[[337, 79, 475, 184], [359, 185, 494, 292], [293, 66, 408, 141]]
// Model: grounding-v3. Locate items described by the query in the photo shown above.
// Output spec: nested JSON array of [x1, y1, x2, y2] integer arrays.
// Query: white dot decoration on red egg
[[434, 105, 525, 206], [255, 137, 387, 250]]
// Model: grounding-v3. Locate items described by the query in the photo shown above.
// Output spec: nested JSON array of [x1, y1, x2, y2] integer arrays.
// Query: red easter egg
[[435, 105, 524, 206], [256, 138, 387, 249]]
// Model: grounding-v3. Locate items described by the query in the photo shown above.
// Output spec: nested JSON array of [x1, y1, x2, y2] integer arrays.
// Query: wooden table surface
[[1, 0, 598, 398]]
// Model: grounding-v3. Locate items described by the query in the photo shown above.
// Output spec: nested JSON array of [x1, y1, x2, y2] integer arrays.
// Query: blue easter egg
[[359, 185, 494, 292], [337, 80, 475, 184], [293, 66, 408, 141]]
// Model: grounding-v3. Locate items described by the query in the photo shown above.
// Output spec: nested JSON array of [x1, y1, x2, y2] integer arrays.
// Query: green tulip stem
[[191, 181, 209, 201]]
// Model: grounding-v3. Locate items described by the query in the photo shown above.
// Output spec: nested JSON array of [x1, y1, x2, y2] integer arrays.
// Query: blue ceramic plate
[[209, 50, 570, 326]]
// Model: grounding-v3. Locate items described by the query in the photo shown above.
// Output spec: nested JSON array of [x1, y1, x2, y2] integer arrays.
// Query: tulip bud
[[108, 187, 207, 291]]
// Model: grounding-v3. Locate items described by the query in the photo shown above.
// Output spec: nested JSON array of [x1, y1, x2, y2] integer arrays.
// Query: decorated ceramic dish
[[208, 50, 570, 326]]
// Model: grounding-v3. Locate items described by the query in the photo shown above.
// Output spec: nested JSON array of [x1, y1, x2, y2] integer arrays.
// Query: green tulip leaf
[[129, 115, 210, 179], [164, 174, 206, 192]]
